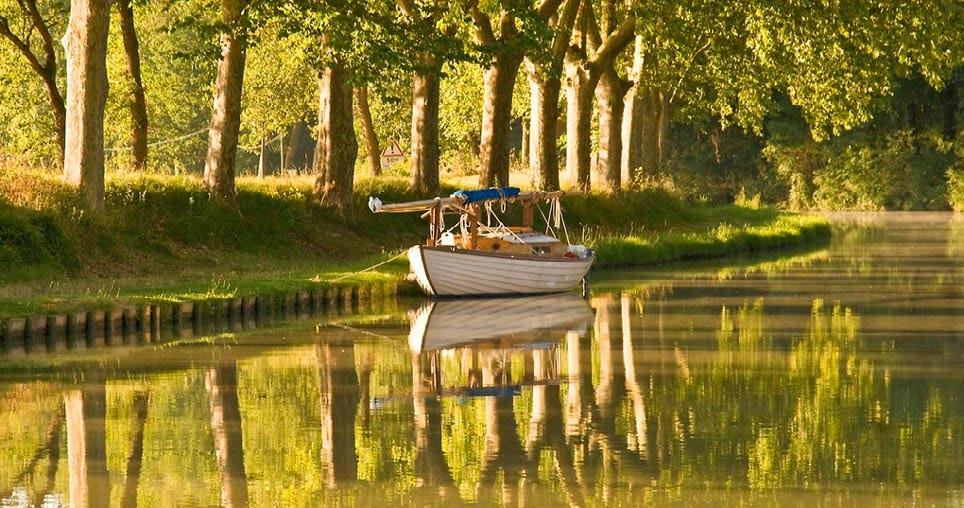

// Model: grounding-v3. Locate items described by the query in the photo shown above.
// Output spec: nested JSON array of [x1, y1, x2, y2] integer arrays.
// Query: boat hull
[[407, 245, 594, 297]]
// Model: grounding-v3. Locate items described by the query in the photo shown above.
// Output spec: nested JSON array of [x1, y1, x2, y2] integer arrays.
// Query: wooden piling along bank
[[0, 281, 400, 357]]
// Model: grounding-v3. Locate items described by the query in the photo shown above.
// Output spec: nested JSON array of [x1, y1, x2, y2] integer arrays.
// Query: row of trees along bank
[[0, 0, 961, 212]]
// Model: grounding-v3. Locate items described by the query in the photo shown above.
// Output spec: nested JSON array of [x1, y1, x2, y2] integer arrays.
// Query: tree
[[115, 0, 148, 170], [63, 0, 111, 210], [398, 0, 460, 196], [313, 52, 358, 213], [592, 0, 634, 190], [355, 86, 381, 176], [240, 23, 316, 176], [466, 0, 549, 188], [203, 0, 248, 202], [563, 0, 634, 190], [621, 0, 765, 183], [524, 0, 581, 191], [0, 0, 66, 158]]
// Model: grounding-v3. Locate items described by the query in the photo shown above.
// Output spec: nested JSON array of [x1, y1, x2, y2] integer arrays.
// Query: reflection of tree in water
[[477, 351, 526, 505], [65, 380, 110, 507], [316, 341, 359, 488], [120, 391, 149, 508], [206, 363, 249, 507], [412, 351, 456, 497], [1, 286, 960, 505], [639, 297, 962, 491]]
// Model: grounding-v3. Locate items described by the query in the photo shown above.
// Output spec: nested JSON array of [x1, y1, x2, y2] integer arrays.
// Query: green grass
[[0, 168, 830, 318], [587, 214, 831, 268]]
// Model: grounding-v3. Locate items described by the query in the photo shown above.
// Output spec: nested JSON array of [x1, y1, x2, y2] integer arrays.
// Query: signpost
[[380, 139, 405, 168]]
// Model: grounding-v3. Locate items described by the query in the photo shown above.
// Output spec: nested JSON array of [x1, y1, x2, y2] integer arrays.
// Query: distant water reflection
[[1, 212, 962, 506]]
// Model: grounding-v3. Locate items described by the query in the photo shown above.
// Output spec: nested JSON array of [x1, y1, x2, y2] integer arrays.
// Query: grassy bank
[[589, 214, 830, 268], [0, 169, 829, 317]]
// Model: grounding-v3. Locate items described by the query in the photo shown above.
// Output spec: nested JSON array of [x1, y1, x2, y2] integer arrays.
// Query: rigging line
[[326, 322, 393, 340], [537, 201, 558, 238], [238, 133, 283, 153], [479, 208, 538, 254], [105, 127, 209, 152], [324, 250, 407, 284], [553, 196, 572, 244]]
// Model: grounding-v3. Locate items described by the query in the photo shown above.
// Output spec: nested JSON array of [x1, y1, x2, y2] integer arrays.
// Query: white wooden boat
[[408, 245, 593, 296], [370, 187, 595, 297], [407, 293, 592, 352]]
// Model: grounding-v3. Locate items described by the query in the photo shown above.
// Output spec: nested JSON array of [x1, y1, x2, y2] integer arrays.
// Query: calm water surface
[[1, 212, 962, 506]]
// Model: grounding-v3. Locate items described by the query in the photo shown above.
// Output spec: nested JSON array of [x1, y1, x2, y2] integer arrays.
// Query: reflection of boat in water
[[407, 293, 592, 352]]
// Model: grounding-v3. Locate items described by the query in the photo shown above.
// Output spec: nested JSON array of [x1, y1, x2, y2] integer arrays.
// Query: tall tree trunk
[[596, 68, 629, 190], [285, 120, 313, 171], [522, 0, 581, 191], [116, 0, 147, 170], [620, 36, 644, 185], [520, 116, 528, 162], [527, 75, 563, 190], [564, 58, 596, 191], [354, 87, 381, 176], [479, 53, 522, 188], [257, 136, 267, 177], [203, 0, 247, 202], [313, 62, 357, 213], [46, 76, 67, 161], [638, 88, 661, 178], [62, 0, 110, 211], [410, 57, 441, 195], [657, 91, 672, 168], [621, 88, 644, 184]]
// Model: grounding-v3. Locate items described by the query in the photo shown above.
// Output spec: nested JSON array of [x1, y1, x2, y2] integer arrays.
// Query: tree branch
[[668, 37, 713, 104], [0, 14, 47, 76], [589, 16, 635, 69], [468, 2, 497, 45], [537, 0, 565, 20], [498, 1, 516, 38], [23, 0, 57, 72], [584, 1, 602, 53], [550, 0, 581, 61], [396, 0, 416, 18]]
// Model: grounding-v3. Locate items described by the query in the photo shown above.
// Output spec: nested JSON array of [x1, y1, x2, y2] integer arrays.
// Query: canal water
[[1, 213, 961, 506]]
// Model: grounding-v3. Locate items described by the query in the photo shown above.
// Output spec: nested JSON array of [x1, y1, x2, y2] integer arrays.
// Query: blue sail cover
[[451, 187, 520, 204]]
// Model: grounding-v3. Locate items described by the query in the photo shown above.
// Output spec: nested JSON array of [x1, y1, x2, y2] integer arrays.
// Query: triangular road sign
[[380, 139, 405, 166]]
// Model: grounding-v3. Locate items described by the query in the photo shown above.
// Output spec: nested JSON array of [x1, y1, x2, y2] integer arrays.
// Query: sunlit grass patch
[[589, 214, 831, 268]]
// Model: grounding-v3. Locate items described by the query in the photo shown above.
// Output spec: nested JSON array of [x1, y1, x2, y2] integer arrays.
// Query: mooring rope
[[324, 250, 408, 284], [105, 127, 210, 152], [105, 128, 281, 154]]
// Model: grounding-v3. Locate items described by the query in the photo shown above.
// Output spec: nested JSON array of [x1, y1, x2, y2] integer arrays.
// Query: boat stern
[[407, 245, 437, 296]]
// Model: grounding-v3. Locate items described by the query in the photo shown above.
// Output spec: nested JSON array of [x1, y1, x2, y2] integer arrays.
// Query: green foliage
[[0, 0, 67, 166], [439, 61, 484, 154], [763, 129, 956, 211], [948, 167, 964, 212], [104, 0, 217, 173], [239, 26, 316, 144]]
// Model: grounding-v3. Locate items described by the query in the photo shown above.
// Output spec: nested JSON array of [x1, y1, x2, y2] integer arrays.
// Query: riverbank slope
[[0, 171, 829, 317]]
